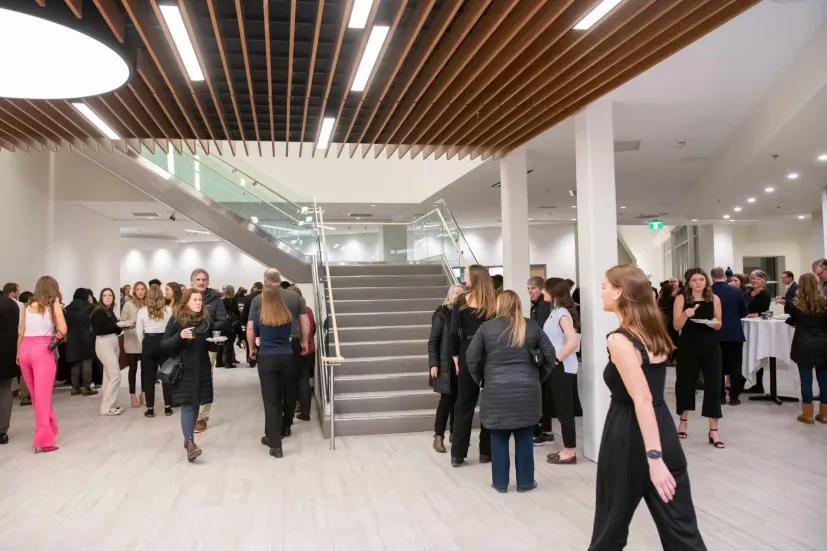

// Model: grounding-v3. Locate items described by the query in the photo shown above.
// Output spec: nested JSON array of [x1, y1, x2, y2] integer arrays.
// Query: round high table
[[741, 318, 799, 405]]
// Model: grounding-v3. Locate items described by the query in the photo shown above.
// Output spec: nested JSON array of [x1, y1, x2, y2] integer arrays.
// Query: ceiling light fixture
[[72, 103, 120, 139], [798, 215, 806, 220], [571, 218, 577, 222], [261, 225, 299, 233], [723, 215, 730, 219], [250, 216, 259, 224], [185, 229, 210, 235], [818, 154, 827, 162], [733, 207, 742, 212], [573, 0, 623, 30], [620, 206, 626, 209], [351, 26, 389, 92], [691, 219, 698, 222], [317, 117, 335, 150], [788, 172, 799, 180], [305, 216, 313, 223], [571, 205, 577, 209], [747, 197, 756, 203], [158, 5, 204, 81], [348, 0, 373, 29], [765, 187, 775, 193]]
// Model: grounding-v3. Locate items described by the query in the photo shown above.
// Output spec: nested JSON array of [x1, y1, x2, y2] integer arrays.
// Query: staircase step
[[335, 311, 433, 328], [338, 325, 430, 343], [339, 339, 428, 358], [329, 264, 443, 276], [334, 372, 430, 393], [335, 298, 442, 314], [330, 274, 448, 288], [331, 285, 449, 301], [338, 355, 426, 375], [328, 409, 479, 437], [334, 390, 439, 414]]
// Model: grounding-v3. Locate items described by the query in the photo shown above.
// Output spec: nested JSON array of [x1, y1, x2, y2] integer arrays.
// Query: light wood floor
[[1, 365, 825, 551]]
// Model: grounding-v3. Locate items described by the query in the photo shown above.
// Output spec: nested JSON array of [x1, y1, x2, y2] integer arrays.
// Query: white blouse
[[136, 306, 172, 342], [543, 307, 579, 374]]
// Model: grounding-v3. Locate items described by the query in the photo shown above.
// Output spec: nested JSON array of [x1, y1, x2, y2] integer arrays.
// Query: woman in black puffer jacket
[[467, 290, 555, 494], [428, 285, 464, 454]]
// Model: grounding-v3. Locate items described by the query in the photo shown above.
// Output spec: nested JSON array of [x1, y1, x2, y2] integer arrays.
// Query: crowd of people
[[0, 267, 315, 462]]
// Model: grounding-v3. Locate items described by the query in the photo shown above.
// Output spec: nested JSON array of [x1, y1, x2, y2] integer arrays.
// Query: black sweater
[[91, 309, 120, 336], [746, 290, 772, 315]]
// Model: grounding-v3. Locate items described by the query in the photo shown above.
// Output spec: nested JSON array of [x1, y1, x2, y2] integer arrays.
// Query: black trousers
[[450, 339, 490, 460], [434, 364, 458, 437], [719, 341, 744, 400], [539, 375, 554, 433], [141, 334, 172, 409], [127, 353, 141, 394], [281, 339, 301, 429], [549, 366, 577, 449], [676, 340, 722, 419], [257, 354, 293, 450], [297, 352, 314, 417]]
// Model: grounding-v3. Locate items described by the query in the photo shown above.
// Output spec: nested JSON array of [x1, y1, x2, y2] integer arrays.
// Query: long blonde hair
[[260, 286, 293, 327], [31, 276, 62, 314], [462, 265, 497, 319], [794, 273, 826, 315], [145, 284, 166, 320], [495, 290, 526, 347], [443, 285, 464, 307]]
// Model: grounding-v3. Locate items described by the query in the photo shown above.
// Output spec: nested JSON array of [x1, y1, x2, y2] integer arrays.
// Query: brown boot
[[797, 403, 815, 424], [433, 435, 446, 453], [194, 419, 207, 433], [185, 439, 202, 462], [816, 404, 827, 424]]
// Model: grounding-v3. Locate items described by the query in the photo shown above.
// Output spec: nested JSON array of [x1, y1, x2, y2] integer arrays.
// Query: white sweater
[[136, 306, 172, 342]]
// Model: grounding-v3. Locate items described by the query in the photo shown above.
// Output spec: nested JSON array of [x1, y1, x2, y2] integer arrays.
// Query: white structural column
[[575, 100, 618, 462], [820, 189, 827, 258], [500, 148, 531, 307]]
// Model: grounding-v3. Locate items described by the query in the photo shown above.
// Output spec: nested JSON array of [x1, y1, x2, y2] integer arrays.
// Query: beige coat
[[119, 300, 142, 354]]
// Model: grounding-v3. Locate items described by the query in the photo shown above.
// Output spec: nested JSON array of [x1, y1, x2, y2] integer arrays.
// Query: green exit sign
[[648, 221, 663, 230]]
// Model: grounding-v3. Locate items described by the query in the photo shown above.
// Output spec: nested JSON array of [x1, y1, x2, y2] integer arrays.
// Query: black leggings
[[550, 366, 577, 449], [141, 334, 171, 408], [297, 353, 314, 417], [127, 353, 141, 394], [450, 340, 490, 460], [434, 364, 458, 437]]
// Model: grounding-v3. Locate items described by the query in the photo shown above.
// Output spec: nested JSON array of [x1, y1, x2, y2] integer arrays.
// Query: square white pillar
[[575, 100, 618, 462], [500, 148, 531, 308]]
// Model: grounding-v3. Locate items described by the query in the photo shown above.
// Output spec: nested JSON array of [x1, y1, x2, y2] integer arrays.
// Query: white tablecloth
[[741, 318, 799, 389]]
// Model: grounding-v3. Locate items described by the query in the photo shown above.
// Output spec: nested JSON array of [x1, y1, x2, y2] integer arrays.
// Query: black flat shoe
[[0, 433, 8, 445], [451, 457, 465, 467], [281, 427, 292, 438], [729, 399, 741, 406], [297, 414, 311, 421], [533, 433, 555, 446], [517, 481, 538, 493], [479, 454, 491, 464], [144, 409, 154, 418], [491, 484, 507, 493], [261, 436, 271, 447], [164, 407, 173, 416], [269, 447, 284, 459]]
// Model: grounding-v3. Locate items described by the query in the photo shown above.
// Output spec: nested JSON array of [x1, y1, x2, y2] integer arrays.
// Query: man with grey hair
[[812, 258, 827, 297], [190, 268, 228, 433]]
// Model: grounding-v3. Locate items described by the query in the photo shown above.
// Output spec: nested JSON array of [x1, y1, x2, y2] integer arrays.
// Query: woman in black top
[[428, 285, 464, 454], [449, 265, 497, 467], [673, 268, 724, 448], [743, 270, 772, 394], [785, 273, 827, 424], [92, 288, 123, 416]]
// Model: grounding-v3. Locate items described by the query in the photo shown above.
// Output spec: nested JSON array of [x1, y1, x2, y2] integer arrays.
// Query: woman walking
[[162, 289, 213, 462], [673, 268, 724, 448], [450, 265, 497, 467], [428, 284, 464, 453], [17, 276, 67, 452], [467, 290, 555, 492], [120, 281, 146, 407], [589, 264, 706, 550], [92, 288, 123, 416], [137, 285, 173, 418], [542, 277, 581, 465], [64, 288, 98, 396], [785, 273, 827, 424]]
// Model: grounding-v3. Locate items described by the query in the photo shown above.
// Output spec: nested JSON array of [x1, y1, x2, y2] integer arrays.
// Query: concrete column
[[820, 189, 827, 258], [500, 148, 530, 307], [712, 224, 735, 269], [46, 151, 57, 273], [810, 208, 825, 261], [574, 99, 618, 462]]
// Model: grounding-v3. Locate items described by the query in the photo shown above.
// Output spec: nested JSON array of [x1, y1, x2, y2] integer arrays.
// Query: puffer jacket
[[427, 305, 453, 394], [466, 317, 555, 430]]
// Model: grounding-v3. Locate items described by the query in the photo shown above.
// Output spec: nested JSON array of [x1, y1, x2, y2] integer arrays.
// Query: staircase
[[325, 263, 450, 437]]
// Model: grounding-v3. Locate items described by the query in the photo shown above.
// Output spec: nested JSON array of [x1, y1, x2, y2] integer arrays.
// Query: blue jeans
[[181, 405, 197, 443], [798, 367, 827, 404], [490, 426, 534, 491]]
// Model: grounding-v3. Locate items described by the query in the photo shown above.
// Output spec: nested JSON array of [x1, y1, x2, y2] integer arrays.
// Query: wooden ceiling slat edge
[[128, 78, 182, 154], [234, 0, 262, 156], [298, 0, 321, 158], [264, 0, 276, 156], [25, 100, 87, 152], [64, 0, 82, 18], [96, 94, 157, 153], [136, 57, 196, 154], [0, 100, 64, 151], [113, 90, 169, 154], [92, 0, 125, 43], [0, 120, 36, 152]]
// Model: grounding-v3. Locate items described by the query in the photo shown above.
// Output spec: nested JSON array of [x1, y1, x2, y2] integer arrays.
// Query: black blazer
[[786, 305, 827, 366], [162, 318, 213, 408], [530, 298, 551, 328], [0, 296, 20, 379], [711, 281, 748, 343], [783, 282, 798, 315], [427, 305, 453, 395]]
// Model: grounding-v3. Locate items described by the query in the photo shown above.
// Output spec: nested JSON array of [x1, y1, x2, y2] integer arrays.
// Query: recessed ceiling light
[[250, 216, 259, 224], [571, 218, 577, 222], [798, 215, 807, 220], [723, 215, 730, 219], [747, 197, 756, 203], [370, 204, 376, 207], [691, 219, 698, 222], [733, 207, 742, 212], [818, 154, 827, 162], [620, 206, 626, 209], [239, 178, 246, 186], [788, 172, 799, 180], [351, 26, 389, 92], [317, 117, 335, 150], [348, 0, 373, 29], [72, 103, 120, 139], [573, 0, 623, 30], [571, 205, 577, 209], [158, 5, 204, 81], [765, 187, 775, 193], [0, 7, 130, 99]]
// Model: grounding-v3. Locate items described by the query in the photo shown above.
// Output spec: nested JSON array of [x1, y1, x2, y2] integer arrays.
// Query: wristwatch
[[645, 450, 663, 460]]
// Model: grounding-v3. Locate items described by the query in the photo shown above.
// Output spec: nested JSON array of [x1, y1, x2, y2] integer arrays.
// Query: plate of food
[[116, 321, 134, 328], [206, 336, 228, 343]]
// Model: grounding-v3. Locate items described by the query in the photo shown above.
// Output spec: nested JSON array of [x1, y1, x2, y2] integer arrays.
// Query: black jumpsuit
[[589, 330, 706, 551], [675, 300, 722, 419], [449, 297, 491, 461]]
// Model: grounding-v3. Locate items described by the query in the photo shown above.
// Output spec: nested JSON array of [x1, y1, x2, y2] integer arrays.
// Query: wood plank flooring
[[1, 365, 825, 550]]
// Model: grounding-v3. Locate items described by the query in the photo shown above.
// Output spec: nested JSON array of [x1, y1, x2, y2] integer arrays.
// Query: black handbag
[[525, 342, 544, 369], [159, 353, 183, 384]]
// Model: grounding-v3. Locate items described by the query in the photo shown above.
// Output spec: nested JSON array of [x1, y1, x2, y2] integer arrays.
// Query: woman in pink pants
[[17, 276, 67, 453]]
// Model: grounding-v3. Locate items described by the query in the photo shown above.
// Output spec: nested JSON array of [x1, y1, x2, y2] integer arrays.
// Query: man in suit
[[711, 267, 749, 405], [776, 271, 798, 315], [0, 283, 22, 444]]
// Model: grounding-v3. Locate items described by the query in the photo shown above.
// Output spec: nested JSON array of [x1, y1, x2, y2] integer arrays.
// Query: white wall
[[731, 219, 812, 278], [617, 226, 665, 283]]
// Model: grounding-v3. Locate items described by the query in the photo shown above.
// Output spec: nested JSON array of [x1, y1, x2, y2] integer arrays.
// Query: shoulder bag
[[159, 353, 183, 384]]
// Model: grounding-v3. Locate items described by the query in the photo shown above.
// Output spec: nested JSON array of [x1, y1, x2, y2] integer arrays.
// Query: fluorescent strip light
[[71, 102, 120, 139], [305, 216, 313, 222], [348, 0, 373, 29], [317, 117, 335, 150], [250, 216, 259, 224], [158, 5, 204, 81], [574, 0, 623, 30], [351, 26, 389, 92], [185, 229, 210, 235], [261, 225, 300, 234]]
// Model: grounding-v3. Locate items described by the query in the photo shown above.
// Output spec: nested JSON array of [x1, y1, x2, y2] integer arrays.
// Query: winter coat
[[0, 296, 20, 379], [162, 317, 213, 408], [427, 305, 453, 394], [466, 317, 555, 430], [120, 300, 142, 354], [786, 305, 827, 366], [203, 289, 228, 332], [64, 299, 96, 363]]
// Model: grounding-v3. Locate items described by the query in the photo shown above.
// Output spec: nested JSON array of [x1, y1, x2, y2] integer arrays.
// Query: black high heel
[[677, 416, 688, 439], [708, 429, 725, 449]]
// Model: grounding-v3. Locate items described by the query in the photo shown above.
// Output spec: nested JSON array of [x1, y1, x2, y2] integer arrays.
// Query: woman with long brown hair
[[165, 282, 182, 310], [673, 268, 724, 448], [121, 281, 147, 408], [17, 276, 67, 452], [589, 265, 706, 550], [162, 289, 212, 462], [137, 285, 173, 418], [92, 288, 123, 416], [449, 264, 498, 467], [786, 273, 827, 424]]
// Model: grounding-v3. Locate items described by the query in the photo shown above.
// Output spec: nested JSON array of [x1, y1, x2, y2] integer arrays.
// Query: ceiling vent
[[537, 206, 558, 209], [348, 212, 375, 218], [635, 213, 667, 219], [614, 140, 640, 153], [491, 169, 534, 187], [131, 212, 160, 218]]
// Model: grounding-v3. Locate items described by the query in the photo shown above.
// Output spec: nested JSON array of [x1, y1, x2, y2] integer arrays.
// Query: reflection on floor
[[1, 365, 825, 551]]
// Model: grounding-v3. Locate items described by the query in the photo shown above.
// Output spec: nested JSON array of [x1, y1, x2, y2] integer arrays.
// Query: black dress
[[675, 300, 722, 419], [589, 330, 706, 551], [746, 290, 771, 316]]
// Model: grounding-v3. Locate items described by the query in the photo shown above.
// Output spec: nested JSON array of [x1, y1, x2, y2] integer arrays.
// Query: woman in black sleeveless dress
[[589, 264, 706, 550]]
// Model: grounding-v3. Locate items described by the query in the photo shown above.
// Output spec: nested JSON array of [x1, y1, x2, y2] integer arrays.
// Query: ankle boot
[[433, 435, 446, 453], [797, 403, 815, 424], [185, 438, 202, 462], [816, 404, 827, 424], [70, 387, 82, 396]]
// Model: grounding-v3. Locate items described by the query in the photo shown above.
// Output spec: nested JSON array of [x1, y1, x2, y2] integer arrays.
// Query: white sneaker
[[101, 408, 123, 416]]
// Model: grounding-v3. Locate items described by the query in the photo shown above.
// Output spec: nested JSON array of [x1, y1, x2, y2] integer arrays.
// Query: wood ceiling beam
[[51, 100, 101, 152], [128, 76, 182, 154], [99, 92, 155, 153], [64, 0, 82, 18], [113, 89, 169, 154], [91, 0, 125, 43], [0, 100, 65, 151], [137, 55, 196, 153], [264, 0, 277, 156], [336, 0, 408, 158], [0, 121, 34, 152], [362, 0, 461, 158], [494, 1, 753, 158], [392, 0, 526, 159], [22, 100, 86, 150], [207, 0, 247, 155], [0, 131, 20, 153], [311, 0, 353, 158], [234, 0, 262, 156], [377, 0, 490, 159], [24, 100, 86, 151], [298, 0, 320, 157]]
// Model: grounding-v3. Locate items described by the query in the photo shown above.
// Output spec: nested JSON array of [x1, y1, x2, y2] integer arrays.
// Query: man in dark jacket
[[241, 282, 263, 367], [777, 271, 798, 315], [527, 276, 553, 443], [0, 283, 22, 444], [711, 267, 749, 405], [528, 277, 551, 327], [64, 288, 98, 396], [190, 268, 227, 433]]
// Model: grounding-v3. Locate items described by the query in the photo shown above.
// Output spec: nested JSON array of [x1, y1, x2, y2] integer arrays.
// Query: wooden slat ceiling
[[0, 0, 759, 158]]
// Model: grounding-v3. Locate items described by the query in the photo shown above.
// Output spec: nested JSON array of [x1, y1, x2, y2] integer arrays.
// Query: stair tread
[[339, 324, 430, 331], [337, 311, 433, 316], [334, 408, 477, 420], [342, 354, 427, 362], [340, 338, 428, 345], [336, 372, 427, 381], [335, 298, 442, 303], [337, 389, 435, 399]]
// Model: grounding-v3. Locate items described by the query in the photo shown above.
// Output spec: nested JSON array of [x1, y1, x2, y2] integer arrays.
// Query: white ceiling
[[435, 0, 827, 228], [78, 200, 219, 243]]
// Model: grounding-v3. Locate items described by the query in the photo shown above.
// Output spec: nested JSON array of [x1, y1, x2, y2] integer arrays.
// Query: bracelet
[[645, 450, 663, 460]]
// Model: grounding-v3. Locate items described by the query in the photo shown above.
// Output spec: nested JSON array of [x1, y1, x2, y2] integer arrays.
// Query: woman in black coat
[[64, 288, 98, 396], [467, 290, 556, 493], [428, 285, 464, 454], [162, 288, 213, 462]]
